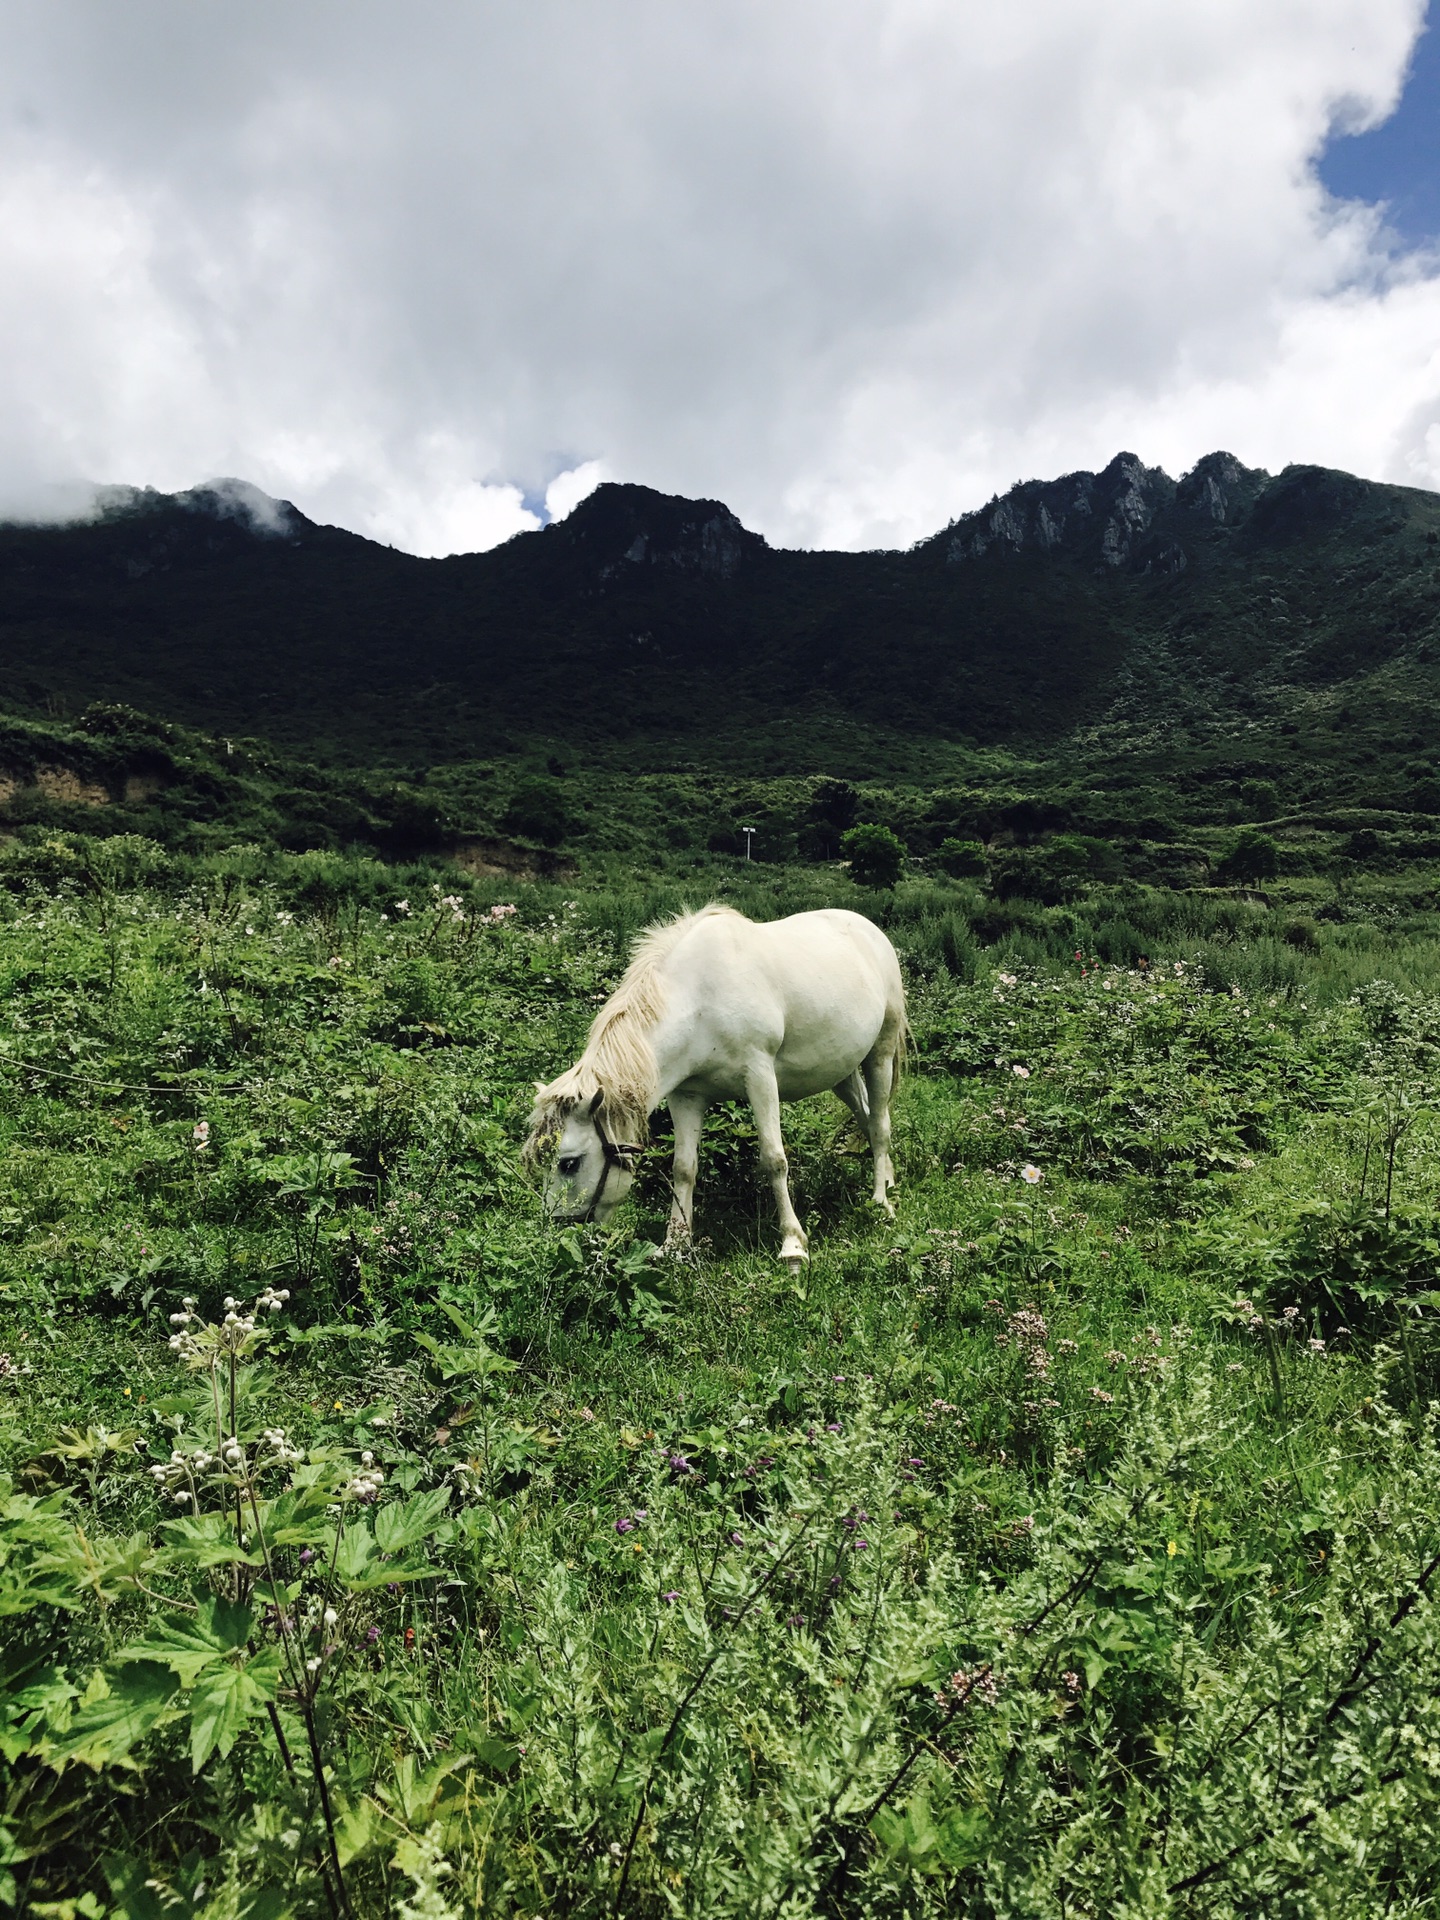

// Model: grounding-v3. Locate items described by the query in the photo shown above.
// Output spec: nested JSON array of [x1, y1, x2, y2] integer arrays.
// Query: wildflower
[[615, 1517, 636, 1534], [404, 1628, 416, 1648], [1167, 1541, 1178, 1558], [729, 1530, 744, 1547], [662, 1590, 681, 1604], [1089, 1387, 1114, 1404], [1062, 1670, 1082, 1694], [853, 1538, 870, 1551], [306, 1656, 321, 1674], [667, 1452, 693, 1476], [1021, 1164, 1042, 1185], [788, 1613, 805, 1628], [323, 1607, 339, 1628], [825, 1422, 842, 1433], [934, 1665, 1002, 1713], [395, 900, 411, 916], [579, 1408, 595, 1423], [1307, 1337, 1327, 1354], [192, 1120, 210, 1150], [366, 1626, 380, 1645]]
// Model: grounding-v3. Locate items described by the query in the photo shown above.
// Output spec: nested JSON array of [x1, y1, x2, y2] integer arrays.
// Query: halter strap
[[581, 1110, 642, 1222]]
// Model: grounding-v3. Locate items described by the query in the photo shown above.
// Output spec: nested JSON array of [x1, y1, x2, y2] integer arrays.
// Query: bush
[[501, 778, 568, 846], [841, 822, 905, 888], [937, 837, 987, 878], [1217, 828, 1280, 885]]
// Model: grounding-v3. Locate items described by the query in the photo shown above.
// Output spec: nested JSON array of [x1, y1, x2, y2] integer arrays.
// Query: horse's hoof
[[780, 1250, 809, 1276]]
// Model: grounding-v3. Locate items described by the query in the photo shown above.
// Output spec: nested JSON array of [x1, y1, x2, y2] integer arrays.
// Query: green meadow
[[5, 837, 1440, 1916]]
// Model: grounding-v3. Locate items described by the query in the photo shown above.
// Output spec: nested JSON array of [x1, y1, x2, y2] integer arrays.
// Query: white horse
[[524, 904, 907, 1268]]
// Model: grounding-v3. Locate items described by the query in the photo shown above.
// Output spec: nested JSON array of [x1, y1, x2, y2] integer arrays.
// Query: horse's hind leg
[[746, 1062, 808, 1270], [833, 1069, 869, 1133], [861, 1044, 898, 1213]]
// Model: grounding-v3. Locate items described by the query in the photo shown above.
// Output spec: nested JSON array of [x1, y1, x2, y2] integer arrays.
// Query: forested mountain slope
[[3, 453, 1439, 773]]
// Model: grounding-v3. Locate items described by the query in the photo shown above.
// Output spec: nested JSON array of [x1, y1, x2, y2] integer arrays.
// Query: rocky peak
[[946, 451, 1175, 568], [554, 481, 766, 581], [1175, 451, 1268, 526]]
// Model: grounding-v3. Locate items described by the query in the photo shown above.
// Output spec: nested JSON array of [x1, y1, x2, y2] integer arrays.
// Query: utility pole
[[741, 826, 756, 861]]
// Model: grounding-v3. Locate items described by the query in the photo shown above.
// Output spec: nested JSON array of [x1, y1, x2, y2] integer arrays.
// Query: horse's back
[[662, 907, 903, 1098]]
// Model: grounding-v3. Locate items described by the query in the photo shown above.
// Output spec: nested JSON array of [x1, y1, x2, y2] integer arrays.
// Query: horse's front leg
[[745, 1063, 808, 1270], [664, 1094, 706, 1248]]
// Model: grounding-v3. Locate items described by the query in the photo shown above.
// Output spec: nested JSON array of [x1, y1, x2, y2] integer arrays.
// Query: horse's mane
[[523, 905, 743, 1161]]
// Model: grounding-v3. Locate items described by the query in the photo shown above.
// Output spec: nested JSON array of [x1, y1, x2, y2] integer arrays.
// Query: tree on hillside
[[937, 837, 987, 878], [1217, 828, 1279, 885], [842, 822, 905, 889]]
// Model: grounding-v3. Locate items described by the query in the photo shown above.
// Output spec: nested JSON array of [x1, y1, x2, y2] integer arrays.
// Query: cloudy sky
[[1, 0, 1438, 555]]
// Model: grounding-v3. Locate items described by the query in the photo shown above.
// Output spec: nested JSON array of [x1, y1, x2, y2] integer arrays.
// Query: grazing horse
[[524, 904, 907, 1268]]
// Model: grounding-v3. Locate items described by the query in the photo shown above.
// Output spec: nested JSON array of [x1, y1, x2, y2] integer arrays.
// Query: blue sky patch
[[1318, 12, 1440, 247]]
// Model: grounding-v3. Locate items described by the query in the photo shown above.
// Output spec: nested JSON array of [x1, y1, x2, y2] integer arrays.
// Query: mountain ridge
[[2, 451, 1438, 773]]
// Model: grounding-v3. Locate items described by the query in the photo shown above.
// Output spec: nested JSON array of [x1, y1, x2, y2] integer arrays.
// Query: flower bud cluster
[[259, 1425, 302, 1466], [344, 1450, 384, 1501]]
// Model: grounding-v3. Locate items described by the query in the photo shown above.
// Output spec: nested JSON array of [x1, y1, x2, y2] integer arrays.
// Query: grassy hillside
[[5, 855, 1440, 1913]]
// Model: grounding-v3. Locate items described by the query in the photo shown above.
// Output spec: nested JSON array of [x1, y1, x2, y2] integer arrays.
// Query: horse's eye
[[557, 1155, 581, 1176]]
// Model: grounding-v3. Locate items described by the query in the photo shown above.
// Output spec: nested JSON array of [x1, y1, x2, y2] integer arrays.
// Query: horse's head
[[526, 1085, 638, 1224]]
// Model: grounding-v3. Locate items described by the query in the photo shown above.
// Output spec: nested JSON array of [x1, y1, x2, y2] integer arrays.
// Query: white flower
[[323, 1607, 339, 1628], [1020, 1164, 1043, 1185], [1012, 1064, 1030, 1079]]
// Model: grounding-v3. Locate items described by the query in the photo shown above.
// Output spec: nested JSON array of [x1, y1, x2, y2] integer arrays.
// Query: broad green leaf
[[374, 1488, 452, 1554], [48, 1663, 178, 1770], [116, 1596, 254, 1684], [187, 1645, 283, 1771], [334, 1525, 381, 1586], [159, 1511, 266, 1570]]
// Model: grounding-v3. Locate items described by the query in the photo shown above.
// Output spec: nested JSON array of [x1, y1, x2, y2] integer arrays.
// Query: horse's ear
[[587, 1089, 604, 1118]]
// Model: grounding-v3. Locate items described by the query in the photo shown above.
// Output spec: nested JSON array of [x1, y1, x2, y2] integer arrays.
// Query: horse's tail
[[889, 976, 911, 1097]]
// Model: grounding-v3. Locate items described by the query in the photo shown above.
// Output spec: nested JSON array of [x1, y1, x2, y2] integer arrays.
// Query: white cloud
[[0, 0, 1433, 553]]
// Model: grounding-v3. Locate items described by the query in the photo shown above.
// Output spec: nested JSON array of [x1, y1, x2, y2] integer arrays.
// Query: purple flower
[[729, 1530, 744, 1547], [633, 1509, 648, 1522], [788, 1613, 805, 1628], [853, 1538, 870, 1551], [299, 1549, 315, 1566], [662, 1590, 681, 1604], [366, 1626, 380, 1645], [615, 1517, 636, 1534], [825, 1423, 842, 1433], [828, 1573, 842, 1591], [906, 1458, 924, 1468], [387, 1581, 401, 1594], [667, 1453, 693, 1477]]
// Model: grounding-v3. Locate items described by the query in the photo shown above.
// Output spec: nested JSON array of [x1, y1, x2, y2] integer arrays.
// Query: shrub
[[1217, 828, 1280, 885], [841, 822, 905, 888], [501, 778, 568, 846], [937, 837, 987, 878]]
